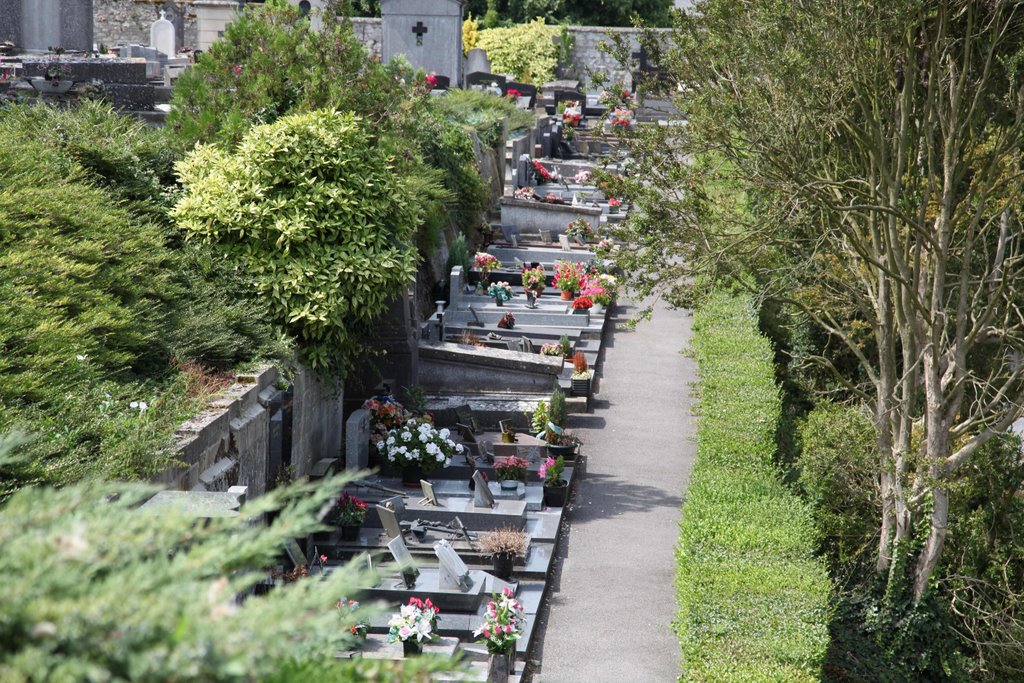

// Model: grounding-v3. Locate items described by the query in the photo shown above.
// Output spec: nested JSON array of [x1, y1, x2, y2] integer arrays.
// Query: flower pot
[[500, 431, 515, 444], [543, 482, 568, 507], [488, 650, 514, 683], [403, 639, 423, 657], [572, 307, 590, 315], [546, 443, 578, 460], [609, 205, 619, 214], [560, 290, 573, 301], [499, 479, 518, 491], [496, 298, 503, 307], [401, 464, 424, 487], [491, 551, 516, 580], [340, 524, 361, 542]]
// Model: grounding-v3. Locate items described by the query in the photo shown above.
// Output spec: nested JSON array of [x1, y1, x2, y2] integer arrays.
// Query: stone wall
[[351, 17, 382, 58], [156, 364, 345, 497], [93, 0, 199, 50]]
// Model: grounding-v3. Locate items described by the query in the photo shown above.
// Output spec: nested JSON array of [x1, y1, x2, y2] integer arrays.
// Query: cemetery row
[[138, 91, 636, 681]]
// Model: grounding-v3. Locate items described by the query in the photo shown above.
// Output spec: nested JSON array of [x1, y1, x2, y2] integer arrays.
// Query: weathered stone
[[345, 408, 370, 472]]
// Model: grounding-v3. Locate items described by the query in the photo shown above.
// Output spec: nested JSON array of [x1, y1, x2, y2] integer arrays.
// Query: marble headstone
[[9, 0, 94, 53], [465, 48, 490, 76], [345, 408, 371, 471], [381, 0, 465, 85]]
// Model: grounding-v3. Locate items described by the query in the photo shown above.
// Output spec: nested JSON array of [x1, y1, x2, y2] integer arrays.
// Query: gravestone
[[5, 0, 93, 53], [448, 265, 464, 309], [516, 154, 530, 189], [150, 10, 175, 58], [506, 81, 537, 108], [345, 409, 371, 471], [381, 0, 465, 86], [435, 540, 473, 591], [466, 71, 505, 90], [465, 48, 490, 76]]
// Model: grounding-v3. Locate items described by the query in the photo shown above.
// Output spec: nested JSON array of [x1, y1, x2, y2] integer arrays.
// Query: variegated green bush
[[173, 110, 423, 376]]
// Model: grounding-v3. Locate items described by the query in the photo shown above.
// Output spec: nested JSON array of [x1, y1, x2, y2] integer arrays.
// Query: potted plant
[[594, 237, 616, 260], [521, 265, 546, 297], [530, 399, 548, 434], [608, 197, 622, 214], [386, 597, 440, 656], [332, 492, 368, 542], [565, 218, 595, 243], [543, 389, 579, 459], [539, 342, 563, 358], [338, 597, 370, 641], [493, 456, 529, 490], [571, 296, 593, 314], [475, 588, 527, 683], [539, 455, 568, 507], [377, 418, 464, 485], [488, 281, 513, 307], [571, 351, 592, 397], [474, 252, 502, 283], [478, 527, 529, 580], [553, 260, 584, 300], [559, 334, 573, 359]]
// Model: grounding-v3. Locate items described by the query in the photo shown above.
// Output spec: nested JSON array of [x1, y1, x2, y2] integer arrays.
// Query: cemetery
[[6, 1, 1023, 682]]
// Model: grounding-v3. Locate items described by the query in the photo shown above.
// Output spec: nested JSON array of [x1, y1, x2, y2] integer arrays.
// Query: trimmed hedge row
[[676, 294, 831, 681]]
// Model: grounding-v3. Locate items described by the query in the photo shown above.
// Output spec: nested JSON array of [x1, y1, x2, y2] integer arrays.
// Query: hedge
[[676, 293, 831, 681]]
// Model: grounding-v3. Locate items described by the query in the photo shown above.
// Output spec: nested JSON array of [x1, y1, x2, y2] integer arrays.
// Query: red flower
[[232, 64, 242, 76], [425, 71, 438, 87]]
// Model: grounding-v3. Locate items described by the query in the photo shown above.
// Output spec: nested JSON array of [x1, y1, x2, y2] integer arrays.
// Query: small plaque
[[472, 471, 495, 508], [559, 234, 572, 252], [420, 480, 440, 507], [284, 538, 306, 568], [377, 503, 404, 541], [387, 536, 419, 588], [435, 539, 473, 592]]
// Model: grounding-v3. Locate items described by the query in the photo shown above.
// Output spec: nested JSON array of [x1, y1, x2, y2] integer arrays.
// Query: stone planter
[[30, 77, 74, 94], [488, 650, 515, 683], [571, 375, 592, 397]]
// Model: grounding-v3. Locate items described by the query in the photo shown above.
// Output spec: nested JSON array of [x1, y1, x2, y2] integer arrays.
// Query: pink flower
[[483, 628, 491, 639], [320, 554, 327, 563], [231, 64, 242, 76]]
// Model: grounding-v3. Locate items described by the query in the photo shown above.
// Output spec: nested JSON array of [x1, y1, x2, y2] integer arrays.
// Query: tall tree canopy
[[614, 0, 1024, 653]]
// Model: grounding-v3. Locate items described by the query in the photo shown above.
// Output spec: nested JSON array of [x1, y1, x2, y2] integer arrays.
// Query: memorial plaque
[[472, 471, 495, 508], [387, 535, 419, 588], [377, 503, 404, 541], [434, 539, 473, 592], [559, 234, 573, 252], [420, 480, 440, 507]]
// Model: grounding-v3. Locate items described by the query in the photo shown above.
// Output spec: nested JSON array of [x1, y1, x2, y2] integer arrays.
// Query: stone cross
[[412, 20, 427, 46]]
